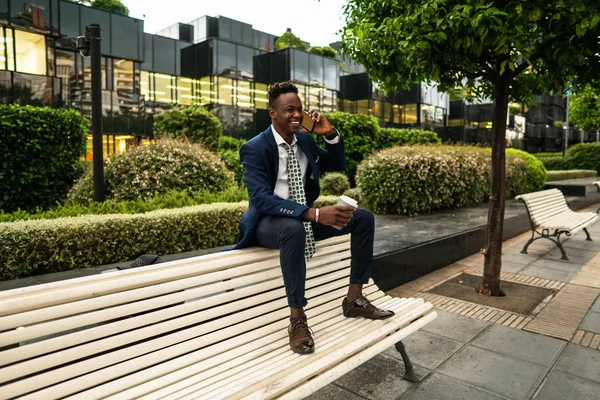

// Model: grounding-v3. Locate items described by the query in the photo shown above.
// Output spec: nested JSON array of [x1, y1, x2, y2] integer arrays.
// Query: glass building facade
[[1, 3, 451, 156]]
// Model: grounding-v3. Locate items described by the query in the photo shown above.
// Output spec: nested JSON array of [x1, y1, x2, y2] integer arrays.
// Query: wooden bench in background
[[516, 189, 598, 260], [0, 235, 436, 399]]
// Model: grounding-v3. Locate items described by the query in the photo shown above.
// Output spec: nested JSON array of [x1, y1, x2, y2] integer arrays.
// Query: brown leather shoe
[[342, 296, 395, 320], [288, 318, 315, 354]]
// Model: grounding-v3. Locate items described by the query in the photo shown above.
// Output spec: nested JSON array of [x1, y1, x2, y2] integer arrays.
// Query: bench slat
[[71, 287, 387, 400], [3, 275, 375, 399], [0, 239, 351, 317], [277, 311, 438, 400], [198, 298, 421, 400], [218, 301, 433, 400], [162, 297, 400, 400], [0, 246, 351, 338]]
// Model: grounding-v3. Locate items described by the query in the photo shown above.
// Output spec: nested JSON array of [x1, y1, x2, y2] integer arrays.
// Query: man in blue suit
[[235, 81, 393, 354]]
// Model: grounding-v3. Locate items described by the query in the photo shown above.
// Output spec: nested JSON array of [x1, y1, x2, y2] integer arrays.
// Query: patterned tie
[[281, 142, 316, 262]]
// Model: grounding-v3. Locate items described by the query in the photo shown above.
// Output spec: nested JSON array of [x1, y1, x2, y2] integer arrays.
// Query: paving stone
[[437, 346, 547, 400], [516, 265, 574, 282], [562, 240, 600, 251], [497, 261, 527, 274], [592, 299, 600, 313], [471, 324, 565, 366], [333, 354, 429, 400], [555, 344, 600, 383], [500, 252, 540, 265], [305, 384, 366, 400], [403, 373, 506, 400], [581, 312, 600, 334], [420, 310, 490, 343], [529, 259, 584, 272], [384, 331, 463, 370], [533, 370, 600, 400]]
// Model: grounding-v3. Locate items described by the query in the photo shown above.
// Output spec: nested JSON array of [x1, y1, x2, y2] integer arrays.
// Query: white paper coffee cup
[[333, 195, 358, 229]]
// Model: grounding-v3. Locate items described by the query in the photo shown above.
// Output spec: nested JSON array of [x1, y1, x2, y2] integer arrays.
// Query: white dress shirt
[[271, 125, 340, 200]]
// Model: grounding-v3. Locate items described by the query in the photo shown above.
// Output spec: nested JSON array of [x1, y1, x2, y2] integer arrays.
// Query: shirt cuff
[[323, 128, 340, 144]]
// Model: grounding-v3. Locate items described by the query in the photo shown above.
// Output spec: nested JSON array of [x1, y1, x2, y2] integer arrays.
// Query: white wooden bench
[[0, 235, 436, 399], [516, 189, 598, 260]]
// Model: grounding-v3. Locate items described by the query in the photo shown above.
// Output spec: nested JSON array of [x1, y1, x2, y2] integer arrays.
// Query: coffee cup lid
[[339, 195, 358, 208]]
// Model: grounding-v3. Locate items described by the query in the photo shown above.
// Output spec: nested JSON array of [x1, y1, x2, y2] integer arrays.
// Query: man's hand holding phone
[[302, 110, 335, 137]]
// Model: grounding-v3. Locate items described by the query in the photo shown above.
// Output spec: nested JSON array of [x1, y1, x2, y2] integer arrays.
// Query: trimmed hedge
[[546, 170, 597, 181], [0, 187, 248, 223], [321, 172, 351, 196], [356, 145, 528, 215], [540, 156, 573, 171], [506, 149, 547, 192], [0, 202, 248, 280], [378, 128, 441, 149], [567, 142, 600, 174], [0, 105, 87, 212], [68, 139, 234, 203]]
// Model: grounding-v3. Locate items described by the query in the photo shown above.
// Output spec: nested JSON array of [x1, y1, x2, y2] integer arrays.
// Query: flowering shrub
[[356, 145, 528, 215], [321, 172, 351, 195], [68, 139, 234, 203], [0, 202, 247, 280]]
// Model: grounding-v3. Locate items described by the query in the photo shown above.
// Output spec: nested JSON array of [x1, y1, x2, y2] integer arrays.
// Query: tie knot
[[281, 142, 294, 153]]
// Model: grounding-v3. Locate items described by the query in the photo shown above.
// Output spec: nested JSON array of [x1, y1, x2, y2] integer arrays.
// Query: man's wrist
[[301, 208, 317, 222], [325, 129, 338, 140]]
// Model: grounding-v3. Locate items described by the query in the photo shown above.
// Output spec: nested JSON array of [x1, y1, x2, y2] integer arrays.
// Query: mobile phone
[[301, 110, 316, 133]]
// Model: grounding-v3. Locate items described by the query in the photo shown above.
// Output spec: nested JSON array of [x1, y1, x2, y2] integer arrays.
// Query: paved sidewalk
[[309, 205, 600, 400]]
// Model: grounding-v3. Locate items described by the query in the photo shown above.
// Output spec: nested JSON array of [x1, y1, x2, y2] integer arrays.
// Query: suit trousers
[[255, 208, 375, 309]]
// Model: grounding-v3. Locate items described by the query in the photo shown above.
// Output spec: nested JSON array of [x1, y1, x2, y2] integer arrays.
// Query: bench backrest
[[0, 235, 366, 399], [515, 189, 571, 227]]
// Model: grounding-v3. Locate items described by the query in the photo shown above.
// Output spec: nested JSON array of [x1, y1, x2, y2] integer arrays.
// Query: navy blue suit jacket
[[233, 126, 346, 249]]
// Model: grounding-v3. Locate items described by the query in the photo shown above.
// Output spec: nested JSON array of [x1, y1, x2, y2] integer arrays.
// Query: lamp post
[[77, 24, 104, 202], [563, 91, 570, 157]]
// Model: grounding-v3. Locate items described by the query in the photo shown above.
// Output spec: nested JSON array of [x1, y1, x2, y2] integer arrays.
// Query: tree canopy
[[90, 0, 129, 16], [570, 85, 600, 132], [341, 0, 600, 296], [275, 30, 307, 51]]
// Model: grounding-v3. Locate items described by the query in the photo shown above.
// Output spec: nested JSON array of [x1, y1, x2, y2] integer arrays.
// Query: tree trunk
[[480, 75, 512, 296]]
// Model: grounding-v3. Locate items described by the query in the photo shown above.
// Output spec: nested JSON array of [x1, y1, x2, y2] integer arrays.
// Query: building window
[[15, 30, 46, 75], [1, 28, 14, 71], [140, 70, 153, 101], [217, 77, 233, 105], [293, 50, 309, 83], [217, 41, 237, 77], [177, 77, 193, 105], [357, 99, 370, 115], [405, 104, 418, 124], [371, 100, 382, 119], [154, 73, 173, 104], [393, 105, 402, 124], [236, 79, 253, 108], [253, 82, 268, 110], [198, 76, 214, 104], [308, 86, 322, 110]]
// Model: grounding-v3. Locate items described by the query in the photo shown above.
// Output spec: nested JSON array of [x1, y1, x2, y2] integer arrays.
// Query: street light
[[77, 24, 104, 202]]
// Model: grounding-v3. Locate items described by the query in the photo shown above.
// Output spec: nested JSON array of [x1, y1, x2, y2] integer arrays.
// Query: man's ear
[[269, 107, 276, 119]]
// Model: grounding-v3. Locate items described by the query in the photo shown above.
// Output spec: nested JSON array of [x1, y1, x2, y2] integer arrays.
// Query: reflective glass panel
[[393, 105, 402, 124], [323, 57, 338, 90], [384, 102, 392, 123], [58, 0, 79, 48], [308, 86, 321, 110], [293, 50, 309, 83], [405, 104, 418, 124], [237, 45, 254, 79], [357, 99, 369, 115], [152, 36, 175, 75], [111, 14, 141, 60], [231, 21, 242, 43], [218, 77, 233, 105], [217, 41, 236, 77], [198, 76, 214, 104], [242, 24, 253, 46], [322, 89, 335, 113], [10, 0, 51, 31], [296, 83, 307, 108], [55, 50, 75, 104], [12, 72, 53, 106], [236, 79, 253, 108], [140, 70, 153, 101], [219, 18, 231, 40], [80, 6, 111, 55], [1, 29, 13, 70], [154, 73, 172, 103], [371, 100, 382, 119], [254, 82, 268, 110], [141, 34, 153, 71], [15, 30, 46, 75], [0, 70, 10, 103], [309, 54, 323, 86], [177, 76, 193, 105]]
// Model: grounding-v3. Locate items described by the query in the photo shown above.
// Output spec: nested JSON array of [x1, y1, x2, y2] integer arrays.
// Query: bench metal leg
[[522, 229, 570, 260], [555, 233, 569, 260], [583, 227, 593, 241], [395, 341, 419, 383]]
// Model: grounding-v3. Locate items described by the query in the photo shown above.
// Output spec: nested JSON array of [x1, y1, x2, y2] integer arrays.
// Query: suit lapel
[[264, 127, 279, 188], [296, 133, 317, 175]]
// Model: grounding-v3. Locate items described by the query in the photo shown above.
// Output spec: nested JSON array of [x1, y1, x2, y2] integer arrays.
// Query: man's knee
[[353, 208, 375, 231], [278, 219, 307, 245]]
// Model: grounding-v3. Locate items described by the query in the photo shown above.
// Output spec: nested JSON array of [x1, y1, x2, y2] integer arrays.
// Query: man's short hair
[[268, 81, 298, 108]]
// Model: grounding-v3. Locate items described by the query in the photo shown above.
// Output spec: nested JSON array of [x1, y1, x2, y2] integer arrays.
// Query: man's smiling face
[[270, 92, 303, 137]]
